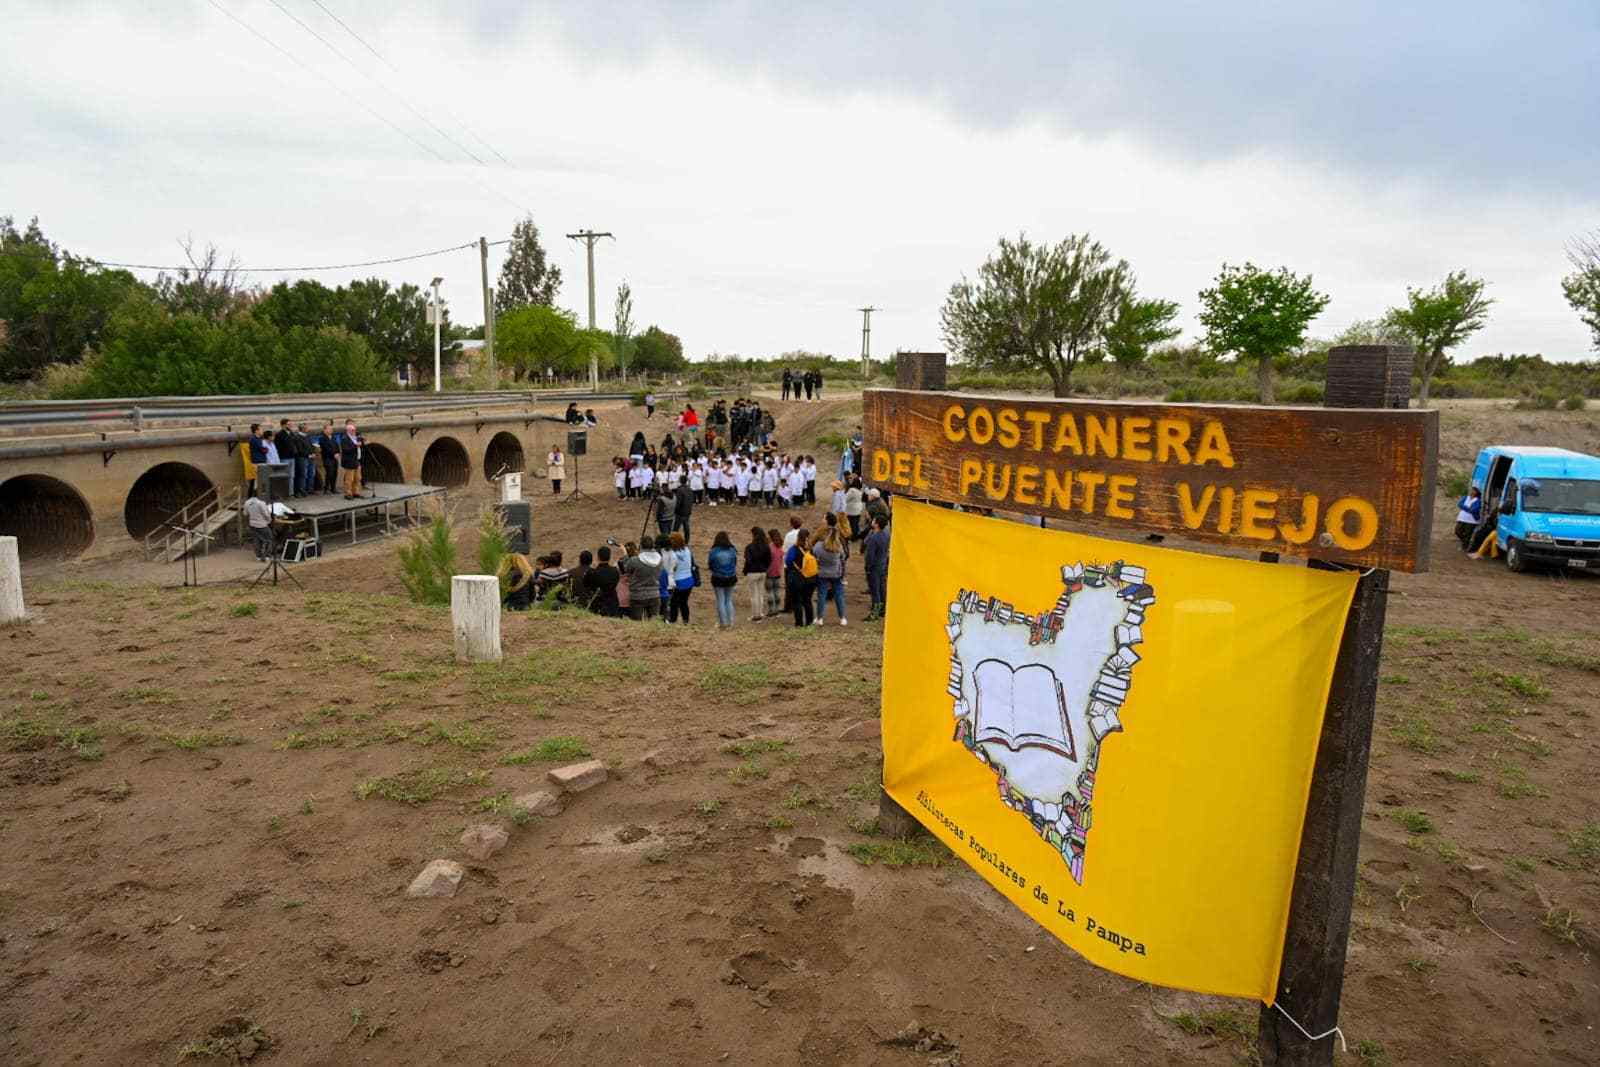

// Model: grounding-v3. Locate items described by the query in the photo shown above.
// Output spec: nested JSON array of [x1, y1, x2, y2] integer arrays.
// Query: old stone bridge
[[0, 392, 601, 561]]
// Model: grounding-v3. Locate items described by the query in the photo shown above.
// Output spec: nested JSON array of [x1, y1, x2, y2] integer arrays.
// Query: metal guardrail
[[0, 388, 657, 429]]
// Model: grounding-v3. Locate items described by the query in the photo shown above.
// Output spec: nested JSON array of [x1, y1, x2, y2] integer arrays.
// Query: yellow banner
[[881, 500, 1357, 1000]]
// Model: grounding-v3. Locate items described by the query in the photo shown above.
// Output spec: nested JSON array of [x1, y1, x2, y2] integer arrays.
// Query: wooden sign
[[862, 388, 1438, 572]]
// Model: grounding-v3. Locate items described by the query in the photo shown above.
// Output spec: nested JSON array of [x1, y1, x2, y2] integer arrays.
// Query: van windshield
[[1522, 478, 1600, 515]]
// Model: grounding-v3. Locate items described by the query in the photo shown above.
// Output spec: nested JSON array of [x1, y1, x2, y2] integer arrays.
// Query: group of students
[[246, 418, 368, 500], [781, 368, 824, 402], [500, 507, 893, 628], [616, 449, 827, 511]]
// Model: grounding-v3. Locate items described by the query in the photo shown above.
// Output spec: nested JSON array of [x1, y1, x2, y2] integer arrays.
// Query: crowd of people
[[245, 418, 369, 500], [781, 368, 824, 401], [496, 397, 892, 627]]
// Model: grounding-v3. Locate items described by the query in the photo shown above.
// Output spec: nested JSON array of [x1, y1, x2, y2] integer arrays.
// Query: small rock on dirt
[[548, 760, 608, 793], [406, 859, 465, 898], [459, 824, 509, 861], [837, 720, 878, 742], [513, 790, 564, 816], [639, 749, 680, 770]]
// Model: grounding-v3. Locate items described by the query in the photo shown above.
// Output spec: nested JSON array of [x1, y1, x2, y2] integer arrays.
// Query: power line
[[308, 0, 512, 165], [266, 0, 488, 168], [206, 0, 450, 165], [207, 0, 534, 216], [0, 239, 509, 273]]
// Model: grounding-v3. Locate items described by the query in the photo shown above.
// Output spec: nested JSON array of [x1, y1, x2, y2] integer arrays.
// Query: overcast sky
[[5, 1, 1598, 360]]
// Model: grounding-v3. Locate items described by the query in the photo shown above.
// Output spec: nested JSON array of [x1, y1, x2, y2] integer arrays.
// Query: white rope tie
[[1272, 1002, 1348, 1053]]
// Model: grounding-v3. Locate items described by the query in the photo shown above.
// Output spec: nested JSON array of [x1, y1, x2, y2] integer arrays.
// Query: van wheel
[[1505, 539, 1527, 573]]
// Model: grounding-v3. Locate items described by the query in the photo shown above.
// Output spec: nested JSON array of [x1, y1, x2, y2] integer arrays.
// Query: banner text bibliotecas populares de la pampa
[[879, 500, 1358, 1000]]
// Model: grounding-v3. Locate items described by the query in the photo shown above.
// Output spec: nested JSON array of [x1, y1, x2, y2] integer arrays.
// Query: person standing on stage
[[548, 443, 566, 495], [317, 422, 339, 494], [339, 421, 363, 499]]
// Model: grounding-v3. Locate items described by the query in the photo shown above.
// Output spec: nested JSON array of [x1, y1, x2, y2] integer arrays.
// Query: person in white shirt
[[776, 467, 793, 508], [640, 464, 656, 497], [735, 463, 752, 505], [706, 463, 722, 506], [613, 460, 627, 499], [801, 457, 817, 505], [782, 515, 803, 553], [761, 462, 778, 506], [547, 446, 566, 495], [786, 466, 806, 508], [688, 463, 705, 504]]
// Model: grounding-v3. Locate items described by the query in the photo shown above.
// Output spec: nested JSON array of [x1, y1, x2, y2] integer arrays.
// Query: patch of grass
[[1528, 641, 1600, 674], [1433, 839, 1466, 867], [498, 736, 591, 764], [1539, 903, 1582, 946], [766, 815, 793, 830], [1353, 1038, 1390, 1066], [411, 720, 500, 752], [230, 602, 259, 618], [1567, 822, 1600, 871], [844, 770, 881, 803], [1391, 715, 1444, 754], [1379, 673, 1410, 685], [280, 899, 305, 910], [1432, 767, 1481, 784], [1165, 1009, 1256, 1045], [266, 815, 284, 834], [694, 799, 723, 816], [782, 785, 823, 810], [1496, 764, 1541, 799], [1396, 809, 1434, 835], [1405, 957, 1437, 975], [1473, 667, 1550, 701], [474, 791, 514, 814], [699, 662, 775, 703], [848, 815, 881, 835], [278, 730, 348, 750], [721, 738, 790, 757], [1, 716, 104, 761], [162, 730, 246, 751], [844, 837, 952, 868], [1506, 856, 1537, 875], [1394, 878, 1421, 912], [729, 760, 769, 784], [354, 766, 491, 805], [378, 666, 449, 684]]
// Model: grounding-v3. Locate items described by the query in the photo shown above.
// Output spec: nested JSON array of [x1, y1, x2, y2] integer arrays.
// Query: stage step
[[164, 507, 237, 562]]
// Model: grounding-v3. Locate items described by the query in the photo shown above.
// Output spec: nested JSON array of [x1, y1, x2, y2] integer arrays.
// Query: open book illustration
[[972, 660, 1076, 761], [947, 561, 1154, 884]]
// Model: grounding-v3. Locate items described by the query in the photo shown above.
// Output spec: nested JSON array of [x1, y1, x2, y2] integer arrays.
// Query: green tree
[[1197, 263, 1330, 403], [1562, 230, 1600, 351], [1104, 296, 1181, 367], [1384, 270, 1493, 406], [152, 237, 249, 323], [940, 233, 1132, 397], [495, 304, 580, 380], [631, 324, 686, 373], [496, 215, 562, 311], [0, 216, 147, 381], [612, 280, 634, 373], [341, 278, 453, 383]]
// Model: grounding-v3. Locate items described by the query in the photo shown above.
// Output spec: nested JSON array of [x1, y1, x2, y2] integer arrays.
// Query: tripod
[[560, 452, 594, 505], [250, 523, 303, 590], [154, 518, 206, 588]]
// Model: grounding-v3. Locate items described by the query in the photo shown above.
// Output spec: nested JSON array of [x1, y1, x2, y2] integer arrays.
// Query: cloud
[[461, 0, 1600, 195]]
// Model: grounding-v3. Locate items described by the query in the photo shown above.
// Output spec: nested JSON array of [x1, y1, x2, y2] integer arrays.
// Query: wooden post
[[876, 353, 948, 839], [451, 575, 502, 663], [1259, 345, 1415, 1065], [0, 536, 24, 625]]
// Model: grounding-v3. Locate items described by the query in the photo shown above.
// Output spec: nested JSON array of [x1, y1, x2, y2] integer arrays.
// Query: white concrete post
[[0, 536, 24, 625], [500, 472, 522, 503], [452, 574, 501, 662]]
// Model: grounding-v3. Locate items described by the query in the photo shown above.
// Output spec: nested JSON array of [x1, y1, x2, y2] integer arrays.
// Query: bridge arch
[[483, 431, 525, 483], [125, 462, 214, 540], [0, 473, 95, 559], [362, 442, 405, 484], [422, 436, 470, 488]]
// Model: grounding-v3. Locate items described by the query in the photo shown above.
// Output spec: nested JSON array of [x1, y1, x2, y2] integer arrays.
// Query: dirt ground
[[2, 394, 1598, 1066]]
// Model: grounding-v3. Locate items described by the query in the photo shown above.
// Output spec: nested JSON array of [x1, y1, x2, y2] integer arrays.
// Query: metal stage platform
[[276, 483, 446, 550]]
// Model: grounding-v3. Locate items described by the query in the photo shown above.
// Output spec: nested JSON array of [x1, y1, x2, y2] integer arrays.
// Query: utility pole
[[479, 237, 496, 385], [430, 276, 443, 393], [858, 306, 877, 381], [566, 228, 614, 392]]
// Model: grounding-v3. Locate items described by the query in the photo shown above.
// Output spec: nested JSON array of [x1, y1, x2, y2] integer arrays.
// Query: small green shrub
[[230, 602, 259, 618], [397, 516, 457, 606], [1561, 395, 1586, 411]]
